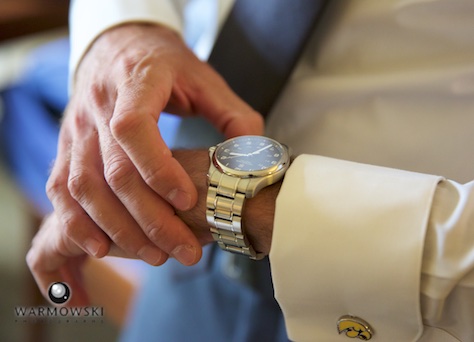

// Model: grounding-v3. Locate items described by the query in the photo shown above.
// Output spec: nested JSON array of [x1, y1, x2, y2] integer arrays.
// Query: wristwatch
[[206, 135, 291, 260]]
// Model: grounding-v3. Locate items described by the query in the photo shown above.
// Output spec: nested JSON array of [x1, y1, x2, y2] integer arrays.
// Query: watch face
[[214, 135, 287, 176]]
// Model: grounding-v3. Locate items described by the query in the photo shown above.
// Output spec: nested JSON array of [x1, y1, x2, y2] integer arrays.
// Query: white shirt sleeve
[[270, 155, 474, 341], [69, 0, 187, 85]]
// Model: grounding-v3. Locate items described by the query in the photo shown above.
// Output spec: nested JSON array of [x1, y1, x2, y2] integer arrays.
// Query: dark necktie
[[208, 0, 329, 117], [205, 0, 330, 290]]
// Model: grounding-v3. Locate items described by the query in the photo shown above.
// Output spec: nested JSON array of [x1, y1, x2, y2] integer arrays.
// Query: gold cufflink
[[337, 315, 373, 340]]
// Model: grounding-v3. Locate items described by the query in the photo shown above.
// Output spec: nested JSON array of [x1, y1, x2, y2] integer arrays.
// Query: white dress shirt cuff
[[270, 155, 442, 341]]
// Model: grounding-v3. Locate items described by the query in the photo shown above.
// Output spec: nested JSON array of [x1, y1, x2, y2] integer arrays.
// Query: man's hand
[[47, 23, 264, 267], [28, 150, 279, 305]]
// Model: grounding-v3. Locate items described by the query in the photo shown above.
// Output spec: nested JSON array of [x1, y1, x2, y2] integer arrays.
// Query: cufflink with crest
[[337, 315, 373, 340]]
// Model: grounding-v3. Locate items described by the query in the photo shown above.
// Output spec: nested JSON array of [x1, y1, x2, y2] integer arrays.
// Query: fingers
[[84, 78, 203, 265], [51, 106, 200, 266], [51, 97, 203, 266], [110, 65, 198, 211], [66, 122, 174, 265], [101, 155, 201, 265], [26, 214, 90, 307], [41, 23, 264, 283], [90, 117, 202, 265], [167, 60, 265, 138], [106, 28, 264, 140], [46, 121, 111, 259], [47, 112, 169, 266]]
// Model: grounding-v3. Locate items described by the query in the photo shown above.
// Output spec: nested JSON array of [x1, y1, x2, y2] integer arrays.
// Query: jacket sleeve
[[270, 154, 474, 341], [69, 0, 187, 85]]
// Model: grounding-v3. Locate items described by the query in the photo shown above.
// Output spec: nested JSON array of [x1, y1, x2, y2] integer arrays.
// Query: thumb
[[183, 64, 265, 137], [218, 108, 265, 138]]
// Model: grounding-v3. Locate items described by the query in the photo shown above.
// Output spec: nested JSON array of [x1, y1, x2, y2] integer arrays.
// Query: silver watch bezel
[[211, 135, 291, 179]]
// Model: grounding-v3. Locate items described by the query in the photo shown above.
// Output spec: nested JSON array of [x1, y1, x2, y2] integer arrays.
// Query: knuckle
[[115, 50, 161, 85], [144, 208, 177, 244], [45, 174, 66, 201], [116, 53, 143, 76], [146, 221, 166, 243], [141, 152, 173, 187], [103, 156, 136, 193], [67, 169, 93, 203], [109, 109, 143, 140], [87, 82, 109, 111], [142, 161, 166, 189], [62, 214, 84, 240]]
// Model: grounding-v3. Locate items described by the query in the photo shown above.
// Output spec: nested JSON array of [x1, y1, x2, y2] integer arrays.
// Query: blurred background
[[0, 0, 119, 341]]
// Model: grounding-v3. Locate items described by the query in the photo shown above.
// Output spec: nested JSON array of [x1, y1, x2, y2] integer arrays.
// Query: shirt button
[[337, 315, 374, 340]]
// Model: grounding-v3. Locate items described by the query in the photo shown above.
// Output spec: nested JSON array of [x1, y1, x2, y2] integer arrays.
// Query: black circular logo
[[48, 282, 71, 304]]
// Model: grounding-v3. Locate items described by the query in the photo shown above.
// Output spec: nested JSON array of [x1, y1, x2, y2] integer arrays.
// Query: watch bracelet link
[[206, 174, 264, 260]]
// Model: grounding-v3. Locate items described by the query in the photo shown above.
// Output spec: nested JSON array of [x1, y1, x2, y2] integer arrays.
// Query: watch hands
[[227, 144, 272, 158], [249, 144, 272, 155]]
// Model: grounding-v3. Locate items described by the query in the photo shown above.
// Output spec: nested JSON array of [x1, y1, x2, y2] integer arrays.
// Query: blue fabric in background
[[120, 245, 289, 342], [0, 38, 69, 214]]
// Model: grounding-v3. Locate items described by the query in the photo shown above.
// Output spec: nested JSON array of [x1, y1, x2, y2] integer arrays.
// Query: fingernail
[[167, 188, 192, 211], [84, 238, 102, 257], [172, 245, 197, 266], [138, 245, 165, 265]]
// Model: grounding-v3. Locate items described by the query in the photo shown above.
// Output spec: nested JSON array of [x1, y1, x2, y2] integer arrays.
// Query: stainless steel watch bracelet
[[206, 171, 264, 260]]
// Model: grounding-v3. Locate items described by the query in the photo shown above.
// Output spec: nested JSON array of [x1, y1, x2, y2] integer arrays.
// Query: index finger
[[109, 68, 197, 211]]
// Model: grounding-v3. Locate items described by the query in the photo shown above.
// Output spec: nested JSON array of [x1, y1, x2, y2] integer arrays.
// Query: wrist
[[173, 149, 282, 256], [244, 180, 282, 256], [173, 150, 214, 245]]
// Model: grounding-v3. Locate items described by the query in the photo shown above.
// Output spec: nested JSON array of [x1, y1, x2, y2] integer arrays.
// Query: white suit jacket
[[70, 0, 474, 340]]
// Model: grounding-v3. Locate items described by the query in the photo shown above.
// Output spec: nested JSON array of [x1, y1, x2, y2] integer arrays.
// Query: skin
[[27, 150, 281, 307], [42, 22, 264, 272]]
